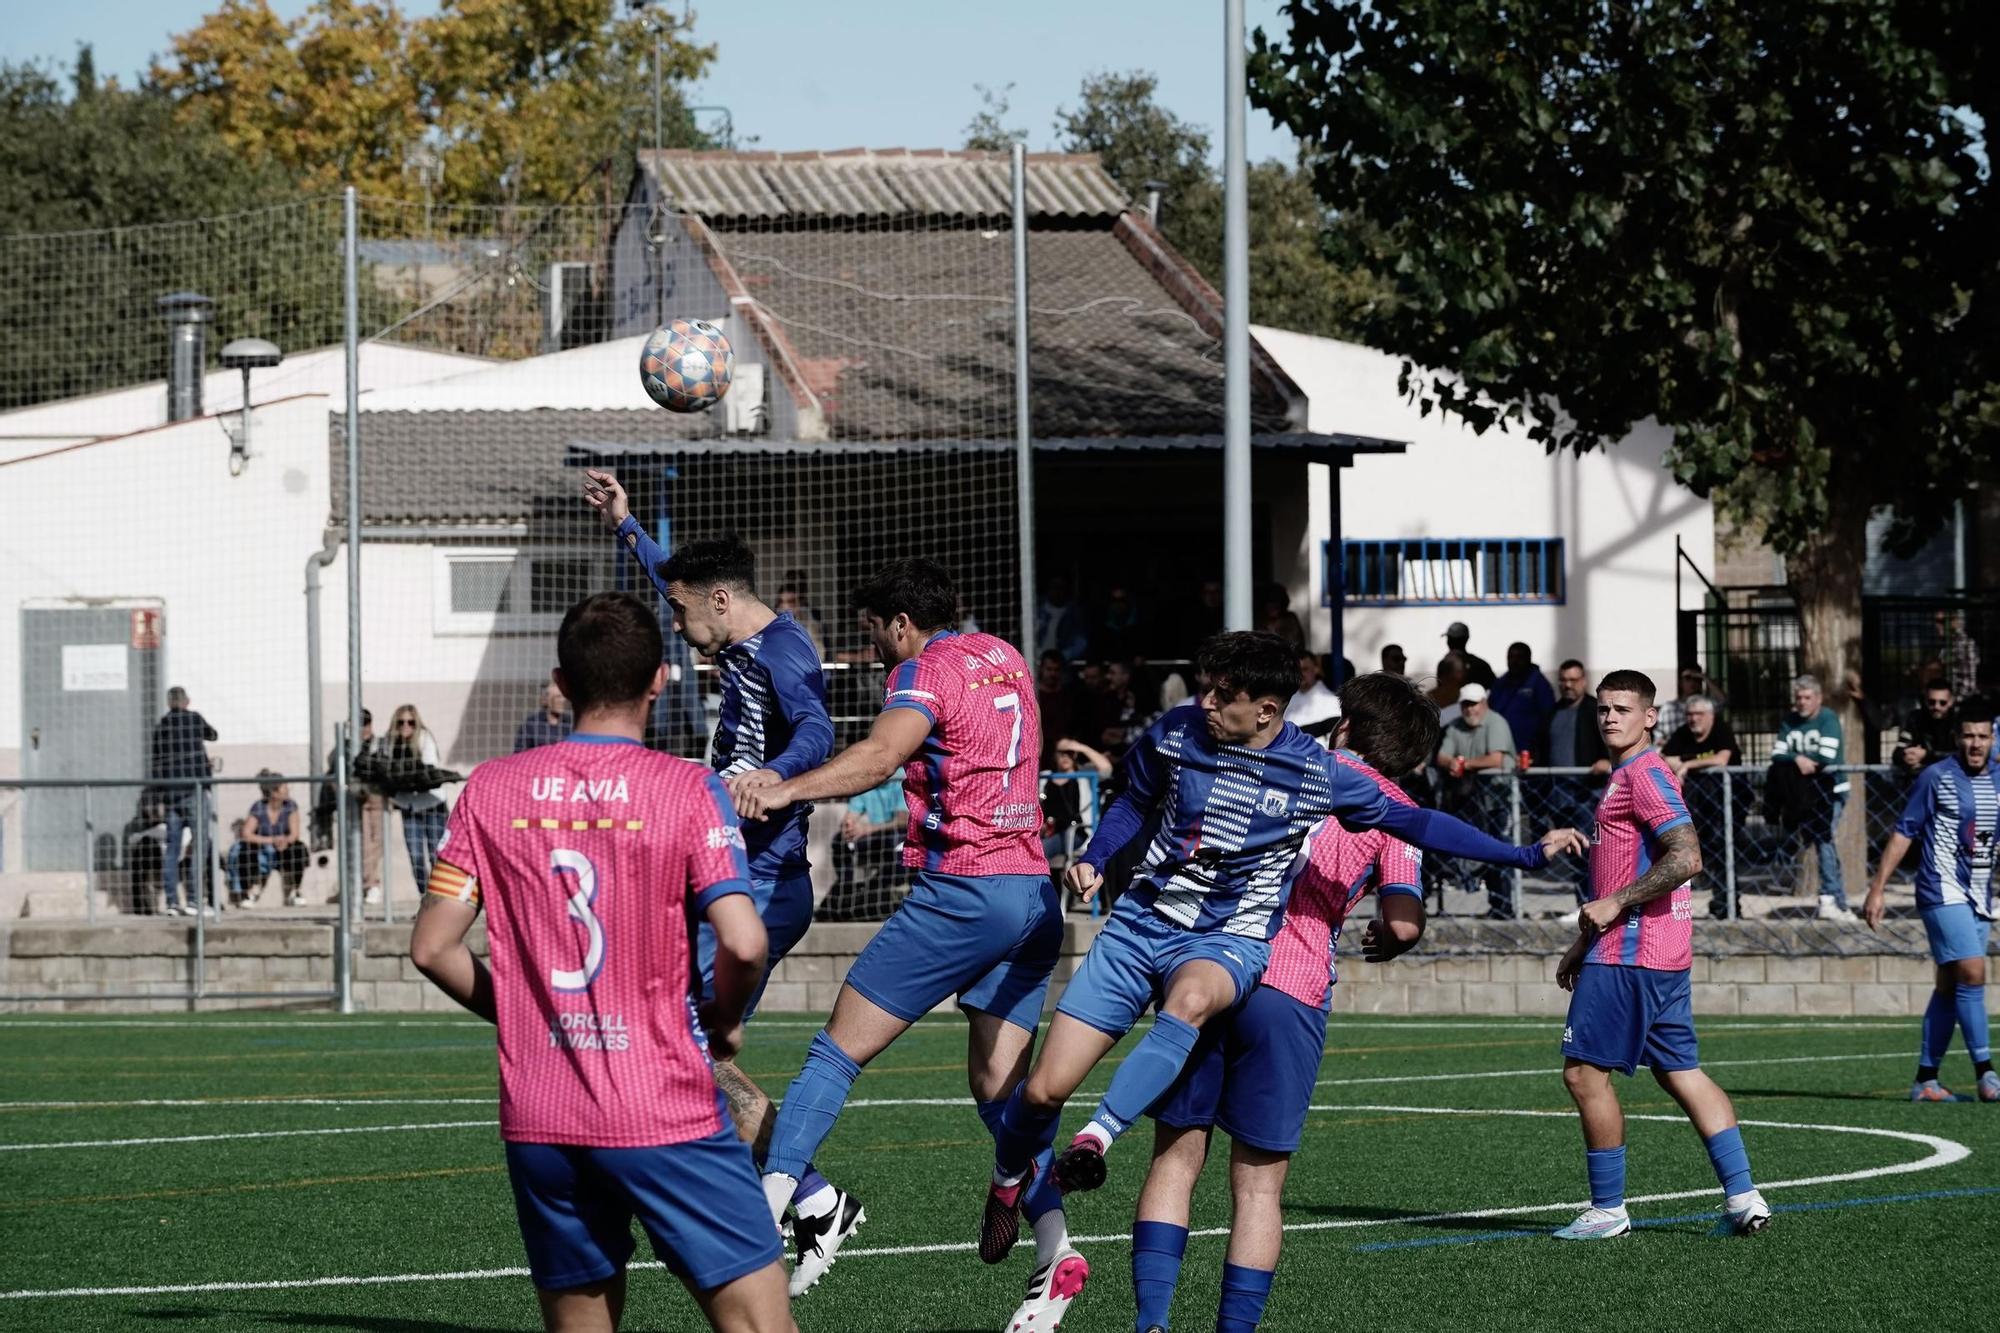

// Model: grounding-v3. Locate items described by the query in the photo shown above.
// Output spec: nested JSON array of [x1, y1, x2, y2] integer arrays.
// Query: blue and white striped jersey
[[1895, 756, 2000, 919], [616, 517, 833, 878]]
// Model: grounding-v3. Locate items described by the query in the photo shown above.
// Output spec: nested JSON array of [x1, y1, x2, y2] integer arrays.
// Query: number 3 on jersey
[[549, 849, 605, 991], [993, 692, 1023, 791]]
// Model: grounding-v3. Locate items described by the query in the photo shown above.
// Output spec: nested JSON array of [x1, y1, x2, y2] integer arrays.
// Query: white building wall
[[1255, 326, 1712, 685]]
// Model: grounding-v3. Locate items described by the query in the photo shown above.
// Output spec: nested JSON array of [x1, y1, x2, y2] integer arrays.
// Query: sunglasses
[[396, 719, 416, 728]]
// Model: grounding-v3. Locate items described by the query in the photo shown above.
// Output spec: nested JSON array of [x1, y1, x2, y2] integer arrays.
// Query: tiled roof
[[639, 149, 1128, 221]]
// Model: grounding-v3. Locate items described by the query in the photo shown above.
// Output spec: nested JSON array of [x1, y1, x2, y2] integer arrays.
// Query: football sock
[[1131, 1220, 1188, 1332], [1919, 987, 1956, 1069], [765, 1030, 861, 1181], [761, 1172, 798, 1228], [1916, 1065, 1941, 1084], [1090, 1013, 1202, 1147], [1954, 983, 1990, 1064], [1215, 1262, 1275, 1333], [1585, 1146, 1626, 1211], [994, 1084, 1063, 1183], [1977, 1060, 1995, 1078], [1030, 1196, 1070, 1265], [1703, 1126, 1755, 1197], [789, 1166, 832, 1210], [1024, 1148, 1064, 1223]]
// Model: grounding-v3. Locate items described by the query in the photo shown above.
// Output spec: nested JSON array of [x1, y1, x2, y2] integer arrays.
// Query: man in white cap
[[1435, 681, 1519, 916]]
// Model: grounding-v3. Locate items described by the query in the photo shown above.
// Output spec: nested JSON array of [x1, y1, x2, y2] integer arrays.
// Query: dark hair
[[851, 557, 957, 633], [557, 592, 664, 711], [1338, 672, 1441, 777], [1959, 701, 1993, 728], [360, 708, 373, 725], [257, 767, 283, 798], [1038, 649, 1065, 667], [1598, 668, 1657, 704], [1924, 677, 1953, 695], [1195, 631, 1300, 704], [656, 534, 756, 593], [1557, 658, 1585, 674]]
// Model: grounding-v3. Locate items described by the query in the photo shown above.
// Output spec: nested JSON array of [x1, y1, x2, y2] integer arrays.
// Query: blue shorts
[[1056, 896, 1269, 1039], [1920, 903, 1993, 965], [505, 1122, 782, 1293], [1561, 964, 1699, 1075], [844, 871, 1064, 1033], [1151, 984, 1328, 1153], [697, 872, 815, 1018]]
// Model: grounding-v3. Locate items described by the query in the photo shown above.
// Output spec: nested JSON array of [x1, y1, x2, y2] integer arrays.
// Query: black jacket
[[148, 709, 216, 781]]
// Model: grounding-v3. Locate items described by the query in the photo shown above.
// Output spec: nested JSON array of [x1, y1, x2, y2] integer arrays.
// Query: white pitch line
[[0, 1106, 1967, 1301], [0, 1120, 495, 1152], [1314, 1048, 1908, 1088]]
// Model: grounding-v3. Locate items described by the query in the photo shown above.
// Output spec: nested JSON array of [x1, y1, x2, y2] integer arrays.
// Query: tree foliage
[[152, 0, 716, 207], [963, 83, 1028, 152], [1250, 1, 1998, 569]]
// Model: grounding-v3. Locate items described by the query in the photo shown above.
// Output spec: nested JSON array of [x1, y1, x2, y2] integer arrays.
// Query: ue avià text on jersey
[[529, 776, 631, 803]]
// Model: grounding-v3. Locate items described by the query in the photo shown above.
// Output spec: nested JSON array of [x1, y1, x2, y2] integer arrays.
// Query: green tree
[[963, 82, 1027, 152], [1252, 0, 1997, 710]]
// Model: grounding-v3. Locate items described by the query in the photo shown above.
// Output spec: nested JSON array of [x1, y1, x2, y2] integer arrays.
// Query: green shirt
[[1771, 707, 1849, 795]]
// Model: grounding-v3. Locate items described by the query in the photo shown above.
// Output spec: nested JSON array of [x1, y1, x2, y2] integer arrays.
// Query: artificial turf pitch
[[1, 1012, 1994, 1332]]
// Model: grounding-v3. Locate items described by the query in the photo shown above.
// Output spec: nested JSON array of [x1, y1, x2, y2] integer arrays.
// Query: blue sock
[[1956, 983, 1991, 1064], [1215, 1262, 1274, 1333], [765, 1031, 861, 1180], [1920, 987, 1957, 1070], [1092, 1013, 1202, 1144], [995, 1083, 1063, 1180], [1585, 1146, 1626, 1210], [1024, 1148, 1064, 1222], [1703, 1126, 1754, 1197], [789, 1166, 830, 1207], [1131, 1220, 1188, 1332]]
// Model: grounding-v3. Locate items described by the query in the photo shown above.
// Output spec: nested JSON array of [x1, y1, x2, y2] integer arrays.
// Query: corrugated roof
[[639, 149, 1129, 221]]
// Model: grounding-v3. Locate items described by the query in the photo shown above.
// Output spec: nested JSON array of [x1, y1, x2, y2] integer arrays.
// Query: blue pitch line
[[1352, 1186, 2000, 1253]]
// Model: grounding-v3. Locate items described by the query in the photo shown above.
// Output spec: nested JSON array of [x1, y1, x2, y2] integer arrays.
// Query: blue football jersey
[[1896, 756, 2000, 919]]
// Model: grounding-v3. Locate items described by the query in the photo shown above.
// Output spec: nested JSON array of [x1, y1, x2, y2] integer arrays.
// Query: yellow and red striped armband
[[427, 858, 479, 906]]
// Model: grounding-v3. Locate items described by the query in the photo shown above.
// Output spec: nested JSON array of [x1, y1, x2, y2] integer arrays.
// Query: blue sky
[[3, 0, 1301, 164]]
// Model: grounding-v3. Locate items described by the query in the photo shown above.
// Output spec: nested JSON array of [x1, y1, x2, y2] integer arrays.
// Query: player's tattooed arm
[[1578, 823, 1701, 934]]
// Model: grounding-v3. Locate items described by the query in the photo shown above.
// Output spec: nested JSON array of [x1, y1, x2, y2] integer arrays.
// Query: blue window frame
[[1325, 537, 1567, 607]]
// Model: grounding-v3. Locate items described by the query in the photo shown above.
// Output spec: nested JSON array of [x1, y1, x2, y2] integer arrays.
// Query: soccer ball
[[639, 318, 733, 413]]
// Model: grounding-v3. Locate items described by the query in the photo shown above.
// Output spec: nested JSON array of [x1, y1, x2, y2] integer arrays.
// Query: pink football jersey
[[1586, 749, 1696, 971], [429, 736, 752, 1147], [1262, 751, 1423, 1008], [880, 630, 1048, 876]]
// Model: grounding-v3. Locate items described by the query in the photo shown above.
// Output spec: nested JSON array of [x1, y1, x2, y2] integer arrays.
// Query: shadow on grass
[[132, 1312, 520, 1333]]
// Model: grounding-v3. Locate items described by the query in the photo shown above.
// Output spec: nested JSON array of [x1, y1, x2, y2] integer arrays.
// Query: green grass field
[[1, 1012, 1994, 1332]]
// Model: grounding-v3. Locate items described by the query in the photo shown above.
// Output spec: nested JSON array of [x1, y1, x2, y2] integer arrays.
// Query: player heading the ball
[[409, 591, 794, 1333]]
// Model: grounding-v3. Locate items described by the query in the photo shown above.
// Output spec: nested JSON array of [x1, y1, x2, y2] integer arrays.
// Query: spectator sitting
[[512, 683, 572, 753], [1157, 668, 1192, 712], [1660, 695, 1739, 918], [1895, 678, 1959, 775], [1380, 643, 1408, 677], [1443, 621, 1496, 689], [1283, 647, 1342, 741], [1036, 573, 1089, 662], [1434, 682, 1518, 917], [1259, 582, 1307, 649], [1489, 641, 1555, 758], [820, 771, 907, 922], [1042, 737, 1113, 867], [228, 770, 309, 907]]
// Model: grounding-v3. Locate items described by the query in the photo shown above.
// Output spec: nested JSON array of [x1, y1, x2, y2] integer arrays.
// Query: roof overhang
[[566, 433, 1407, 466]]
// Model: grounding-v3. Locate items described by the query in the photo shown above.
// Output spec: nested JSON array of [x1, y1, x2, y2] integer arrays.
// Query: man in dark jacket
[[148, 687, 215, 915], [1490, 642, 1556, 757], [1894, 679, 1959, 776], [1543, 660, 1611, 905]]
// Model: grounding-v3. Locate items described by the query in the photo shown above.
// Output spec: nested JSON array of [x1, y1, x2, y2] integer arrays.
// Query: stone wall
[[3, 915, 1992, 1015]]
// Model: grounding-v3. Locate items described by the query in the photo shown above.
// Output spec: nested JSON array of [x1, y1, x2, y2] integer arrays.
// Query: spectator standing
[[775, 585, 828, 660], [1489, 642, 1555, 758], [1381, 643, 1408, 677], [1434, 682, 1518, 917], [228, 770, 309, 906], [1895, 680, 1960, 775], [1033, 650, 1075, 767], [1768, 674, 1855, 922], [1661, 696, 1740, 917], [1431, 653, 1469, 727], [1283, 647, 1342, 741], [315, 709, 386, 906], [148, 686, 216, 916], [383, 704, 451, 896], [1098, 584, 1143, 663], [1036, 574, 1089, 662], [821, 772, 908, 922], [511, 683, 571, 753], [1544, 660, 1612, 905], [1937, 611, 1980, 701], [1099, 660, 1146, 754], [1443, 621, 1496, 689], [1180, 577, 1225, 651]]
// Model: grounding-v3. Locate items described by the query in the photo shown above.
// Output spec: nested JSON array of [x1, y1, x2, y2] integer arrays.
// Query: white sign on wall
[[62, 644, 128, 692]]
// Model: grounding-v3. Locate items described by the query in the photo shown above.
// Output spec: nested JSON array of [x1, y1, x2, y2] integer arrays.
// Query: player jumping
[[409, 591, 793, 1332], [1862, 706, 1998, 1102], [583, 471, 864, 1279], [1126, 671, 1436, 1333], [984, 632, 1585, 1319], [1552, 669, 1772, 1240], [734, 557, 1066, 1298]]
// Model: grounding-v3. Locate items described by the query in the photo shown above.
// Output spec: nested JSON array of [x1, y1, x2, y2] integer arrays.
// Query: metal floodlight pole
[[1011, 143, 1038, 662], [334, 722, 354, 1014], [344, 187, 363, 822], [1222, 0, 1253, 630]]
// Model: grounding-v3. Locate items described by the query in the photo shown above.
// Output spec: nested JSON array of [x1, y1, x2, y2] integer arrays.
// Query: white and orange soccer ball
[[639, 318, 733, 413]]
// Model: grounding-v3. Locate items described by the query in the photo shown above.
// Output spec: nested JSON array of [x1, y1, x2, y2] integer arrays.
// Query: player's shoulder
[[926, 630, 1024, 674], [758, 614, 823, 667], [1331, 748, 1414, 805]]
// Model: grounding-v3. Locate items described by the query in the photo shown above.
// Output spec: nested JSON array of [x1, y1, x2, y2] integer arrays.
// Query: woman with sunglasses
[[386, 706, 449, 895]]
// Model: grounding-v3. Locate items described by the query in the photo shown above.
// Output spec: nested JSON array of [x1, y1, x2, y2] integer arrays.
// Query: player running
[[734, 557, 1065, 1297], [984, 632, 1585, 1289], [1124, 671, 1435, 1333], [408, 591, 792, 1333], [1862, 707, 1998, 1102], [1552, 669, 1771, 1241], [582, 471, 862, 1267]]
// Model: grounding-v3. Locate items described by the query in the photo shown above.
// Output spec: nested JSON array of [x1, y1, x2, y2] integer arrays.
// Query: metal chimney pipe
[[1142, 179, 1168, 227], [158, 292, 214, 422]]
